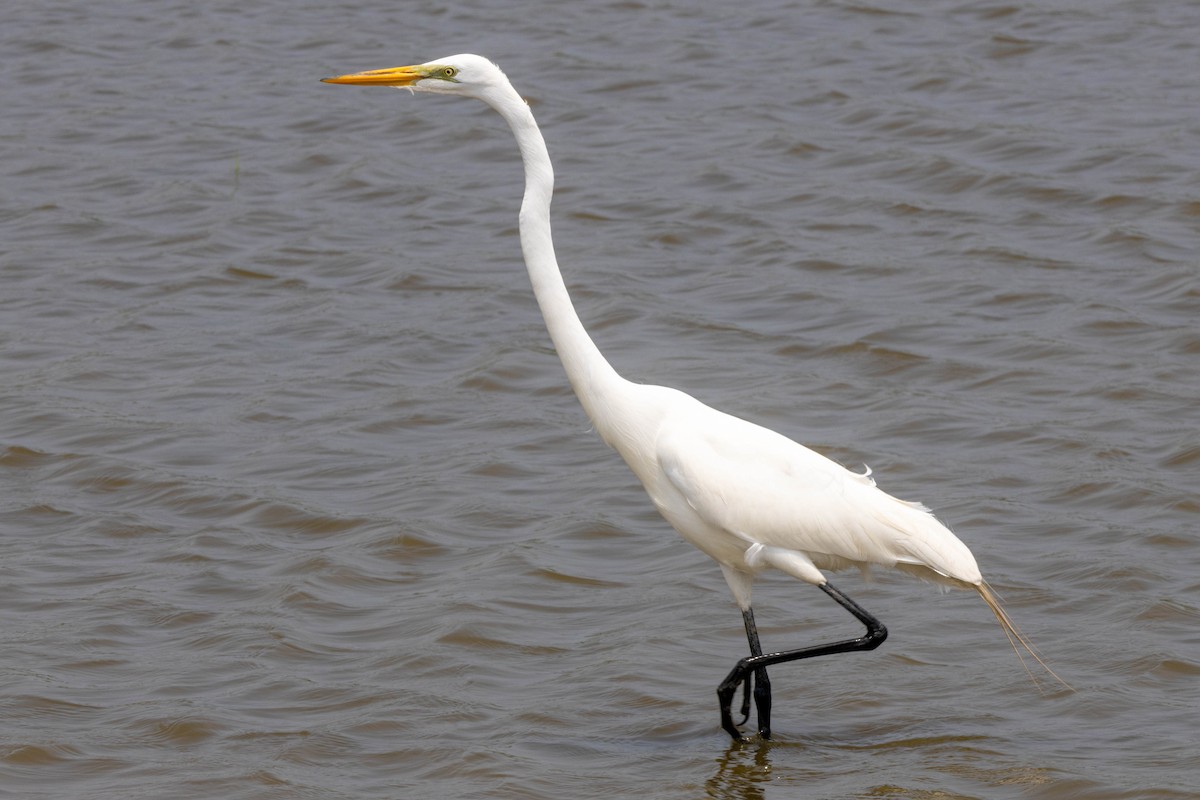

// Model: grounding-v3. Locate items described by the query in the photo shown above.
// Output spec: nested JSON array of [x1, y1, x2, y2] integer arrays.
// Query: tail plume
[[977, 581, 1073, 692]]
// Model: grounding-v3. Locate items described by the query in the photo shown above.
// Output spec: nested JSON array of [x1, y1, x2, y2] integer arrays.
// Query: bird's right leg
[[719, 607, 774, 740]]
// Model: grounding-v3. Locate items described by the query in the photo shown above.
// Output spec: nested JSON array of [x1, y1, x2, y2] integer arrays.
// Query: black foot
[[718, 661, 773, 740]]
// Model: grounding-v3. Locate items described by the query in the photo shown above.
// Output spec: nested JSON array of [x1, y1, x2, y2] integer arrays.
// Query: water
[[2, 0, 1198, 797]]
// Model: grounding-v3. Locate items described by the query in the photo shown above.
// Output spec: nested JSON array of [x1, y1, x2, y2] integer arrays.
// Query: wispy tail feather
[[977, 581, 1073, 692]]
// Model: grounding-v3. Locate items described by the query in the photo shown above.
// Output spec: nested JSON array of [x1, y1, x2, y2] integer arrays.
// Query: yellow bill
[[321, 64, 458, 86]]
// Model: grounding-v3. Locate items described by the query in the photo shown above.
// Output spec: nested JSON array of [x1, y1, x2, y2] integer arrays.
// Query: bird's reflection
[[705, 740, 774, 800]]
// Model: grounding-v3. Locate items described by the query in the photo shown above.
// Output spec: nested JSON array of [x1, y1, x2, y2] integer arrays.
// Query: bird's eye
[[441, 67, 459, 80]]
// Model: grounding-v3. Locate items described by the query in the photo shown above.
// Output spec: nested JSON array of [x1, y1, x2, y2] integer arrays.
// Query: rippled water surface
[[3, 1, 1199, 798]]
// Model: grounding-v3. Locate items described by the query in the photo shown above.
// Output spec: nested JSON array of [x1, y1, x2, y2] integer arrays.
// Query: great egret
[[322, 54, 1066, 741]]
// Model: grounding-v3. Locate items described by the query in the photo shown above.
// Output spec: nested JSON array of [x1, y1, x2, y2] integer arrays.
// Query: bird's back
[[606, 383, 982, 588]]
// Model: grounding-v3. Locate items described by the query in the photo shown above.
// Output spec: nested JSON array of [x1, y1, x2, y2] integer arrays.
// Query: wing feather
[[656, 407, 981, 584]]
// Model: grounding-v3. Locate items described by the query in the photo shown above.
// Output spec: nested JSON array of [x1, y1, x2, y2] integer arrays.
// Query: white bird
[[322, 54, 1067, 741]]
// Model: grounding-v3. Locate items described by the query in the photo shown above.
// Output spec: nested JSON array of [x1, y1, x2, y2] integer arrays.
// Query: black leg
[[735, 608, 773, 738], [717, 581, 888, 742]]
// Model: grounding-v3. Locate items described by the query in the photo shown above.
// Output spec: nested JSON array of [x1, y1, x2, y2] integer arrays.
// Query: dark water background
[[2, 1, 1198, 797]]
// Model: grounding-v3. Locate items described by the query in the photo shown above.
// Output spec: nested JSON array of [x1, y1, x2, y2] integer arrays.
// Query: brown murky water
[[2, 1, 1198, 798]]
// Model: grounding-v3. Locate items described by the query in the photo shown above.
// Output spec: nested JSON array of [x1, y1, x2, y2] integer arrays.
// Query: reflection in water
[[706, 742, 774, 800]]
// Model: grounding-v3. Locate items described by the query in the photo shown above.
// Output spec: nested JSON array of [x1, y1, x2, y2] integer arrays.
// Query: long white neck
[[482, 83, 631, 435]]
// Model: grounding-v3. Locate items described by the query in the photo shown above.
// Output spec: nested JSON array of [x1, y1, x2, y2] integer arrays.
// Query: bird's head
[[322, 54, 509, 100]]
